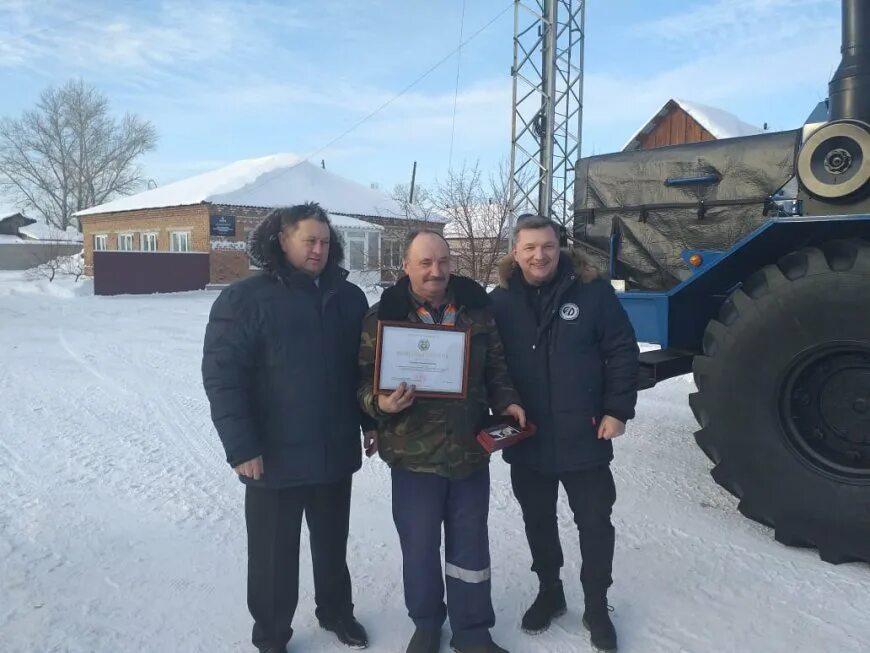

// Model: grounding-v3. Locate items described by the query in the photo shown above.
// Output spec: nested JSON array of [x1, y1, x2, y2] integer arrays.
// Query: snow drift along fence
[[0, 243, 83, 270]]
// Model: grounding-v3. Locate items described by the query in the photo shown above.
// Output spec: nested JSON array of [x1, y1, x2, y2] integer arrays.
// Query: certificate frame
[[374, 320, 471, 400]]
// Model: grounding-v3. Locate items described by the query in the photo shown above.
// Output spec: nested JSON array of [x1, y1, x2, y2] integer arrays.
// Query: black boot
[[318, 616, 369, 649], [582, 595, 617, 652], [449, 638, 509, 653], [521, 580, 567, 634], [406, 628, 441, 653]]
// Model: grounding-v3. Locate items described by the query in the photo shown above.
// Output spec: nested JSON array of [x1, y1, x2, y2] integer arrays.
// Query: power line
[[448, 0, 468, 173], [201, 2, 514, 200], [303, 1, 513, 164]]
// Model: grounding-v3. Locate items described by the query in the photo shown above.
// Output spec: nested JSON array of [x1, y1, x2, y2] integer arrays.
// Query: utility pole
[[409, 161, 418, 204], [508, 0, 585, 244]]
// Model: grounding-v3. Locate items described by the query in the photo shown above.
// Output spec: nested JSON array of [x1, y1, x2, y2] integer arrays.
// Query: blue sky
[[0, 0, 842, 193]]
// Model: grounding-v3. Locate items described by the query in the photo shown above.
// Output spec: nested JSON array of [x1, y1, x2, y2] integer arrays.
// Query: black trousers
[[510, 463, 616, 597], [245, 477, 354, 650]]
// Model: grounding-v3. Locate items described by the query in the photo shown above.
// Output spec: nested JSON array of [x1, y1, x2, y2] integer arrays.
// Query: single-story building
[[75, 154, 445, 294], [622, 98, 763, 151]]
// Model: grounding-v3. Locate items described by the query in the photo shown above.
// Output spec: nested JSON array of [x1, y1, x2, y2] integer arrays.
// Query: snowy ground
[[1, 271, 868, 653]]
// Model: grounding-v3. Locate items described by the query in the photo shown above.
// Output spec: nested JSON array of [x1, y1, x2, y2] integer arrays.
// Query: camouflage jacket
[[358, 274, 520, 479]]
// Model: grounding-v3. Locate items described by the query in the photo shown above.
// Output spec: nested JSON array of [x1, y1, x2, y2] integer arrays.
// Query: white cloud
[[632, 0, 837, 45], [0, 0, 308, 73], [582, 0, 841, 152]]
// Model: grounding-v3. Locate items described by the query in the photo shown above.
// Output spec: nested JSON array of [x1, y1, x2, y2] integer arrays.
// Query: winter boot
[[406, 628, 441, 653], [449, 638, 509, 653], [521, 580, 567, 634], [318, 615, 369, 649], [581, 595, 617, 652]]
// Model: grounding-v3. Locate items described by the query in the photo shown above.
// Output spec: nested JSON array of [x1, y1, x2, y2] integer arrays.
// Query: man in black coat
[[202, 203, 374, 653], [489, 216, 639, 653]]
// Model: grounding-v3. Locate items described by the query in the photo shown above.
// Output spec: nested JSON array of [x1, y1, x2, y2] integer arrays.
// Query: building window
[[94, 234, 108, 251], [118, 233, 134, 251], [383, 239, 401, 268], [141, 232, 158, 252], [367, 232, 379, 269], [346, 234, 366, 271], [170, 231, 191, 252]]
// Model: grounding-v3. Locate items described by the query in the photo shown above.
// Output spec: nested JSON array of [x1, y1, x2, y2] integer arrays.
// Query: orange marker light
[[689, 253, 703, 267]]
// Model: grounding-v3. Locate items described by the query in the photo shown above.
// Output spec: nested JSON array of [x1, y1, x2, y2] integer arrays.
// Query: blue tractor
[[572, 0, 870, 563]]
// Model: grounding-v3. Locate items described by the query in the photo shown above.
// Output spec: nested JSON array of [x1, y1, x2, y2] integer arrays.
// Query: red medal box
[[476, 415, 537, 453]]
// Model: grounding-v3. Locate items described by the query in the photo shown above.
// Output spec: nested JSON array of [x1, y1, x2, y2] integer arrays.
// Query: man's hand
[[234, 455, 264, 480], [364, 430, 378, 457], [377, 382, 416, 414], [501, 403, 527, 429], [597, 416, 626, 440]]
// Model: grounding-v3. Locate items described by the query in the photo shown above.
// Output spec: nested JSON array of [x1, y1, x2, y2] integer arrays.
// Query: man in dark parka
[[489, 216, 639, 653], [202, 203, 374, 653]]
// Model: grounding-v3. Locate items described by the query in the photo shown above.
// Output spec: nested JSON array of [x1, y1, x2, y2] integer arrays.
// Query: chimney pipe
[[829, 0, 870, 123]]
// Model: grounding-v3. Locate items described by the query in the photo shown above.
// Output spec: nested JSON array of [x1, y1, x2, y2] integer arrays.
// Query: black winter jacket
[[489, 251, 639, 474], [202, 222, 372, 488]]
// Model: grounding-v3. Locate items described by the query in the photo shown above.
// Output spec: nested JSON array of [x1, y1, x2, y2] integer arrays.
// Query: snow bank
[[1, 288, 867, 653]]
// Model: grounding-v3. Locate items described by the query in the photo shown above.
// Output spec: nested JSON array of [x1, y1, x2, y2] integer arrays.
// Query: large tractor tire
[[690, 239, 870, 564]]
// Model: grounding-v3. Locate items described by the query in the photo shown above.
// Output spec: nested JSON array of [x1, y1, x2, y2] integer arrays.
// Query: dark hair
[[248, 201, 344, 271], [403, 228, 450, 260], [513, 214, 560, 241], [273, 201, 329, 231]]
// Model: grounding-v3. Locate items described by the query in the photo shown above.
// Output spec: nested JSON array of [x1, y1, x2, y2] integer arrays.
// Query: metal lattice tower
[[508, 0, 585, 237]]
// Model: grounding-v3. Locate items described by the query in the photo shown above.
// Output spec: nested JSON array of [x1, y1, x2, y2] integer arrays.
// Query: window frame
[[169, 230, 192, 253], [140, 232, 158, 252], [383, 239, 402, 269], [345, 232, 367, 271], [117, 233, 134, 251]]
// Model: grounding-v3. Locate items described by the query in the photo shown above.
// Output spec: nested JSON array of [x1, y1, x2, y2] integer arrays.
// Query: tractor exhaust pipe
[[829, 0, 870, 123]]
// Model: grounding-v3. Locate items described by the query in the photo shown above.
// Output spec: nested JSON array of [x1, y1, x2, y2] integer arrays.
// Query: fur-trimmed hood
[[247, 212, 345, 276], [497, 247, 600, 289]]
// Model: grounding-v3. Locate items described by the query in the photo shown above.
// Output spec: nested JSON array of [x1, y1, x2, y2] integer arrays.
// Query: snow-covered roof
[[0, 205, 24, 220], [19, 222, 83, 242], [330, 215, 382, 231], [623, 99, 763, 151], [75, 153, 407, 220]]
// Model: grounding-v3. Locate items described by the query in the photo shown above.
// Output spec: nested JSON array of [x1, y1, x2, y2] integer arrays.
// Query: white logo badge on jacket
[[559, 302, 580, 321]]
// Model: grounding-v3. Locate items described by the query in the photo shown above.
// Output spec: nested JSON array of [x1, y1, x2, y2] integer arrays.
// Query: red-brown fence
[[93, 251, 209, 296]]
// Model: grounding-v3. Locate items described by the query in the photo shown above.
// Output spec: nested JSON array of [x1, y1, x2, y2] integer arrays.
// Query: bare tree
[[376, 183, 440, 283], [0, 80, 157, 231], [390, 183, 439, 223], [434, 160, 515, 285], [24, 231, 84, 282]]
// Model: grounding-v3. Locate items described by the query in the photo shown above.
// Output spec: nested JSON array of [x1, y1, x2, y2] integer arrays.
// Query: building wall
[[79, 205, 210, 275], [345, 214, 445, 281], [79, 205, 439, 287], [637, 104, 715, 150], [208, 206, 389, 286], [208, 204, 270, 284]]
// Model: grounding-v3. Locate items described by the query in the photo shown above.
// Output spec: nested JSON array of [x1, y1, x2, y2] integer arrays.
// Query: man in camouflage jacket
[[358, 230, 525, 653]]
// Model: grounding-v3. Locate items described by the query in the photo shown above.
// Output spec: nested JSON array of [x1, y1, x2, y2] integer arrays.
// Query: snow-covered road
[[1, 275, 867, 653]]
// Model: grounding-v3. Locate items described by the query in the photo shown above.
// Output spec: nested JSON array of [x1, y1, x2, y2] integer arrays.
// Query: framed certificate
[[374, 320, 471, 399]]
